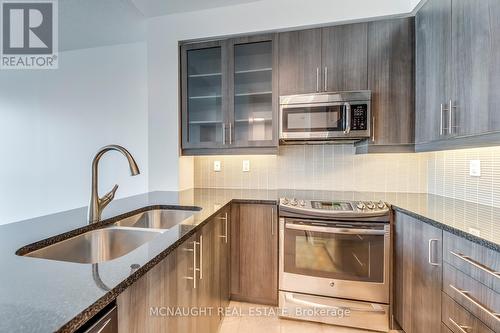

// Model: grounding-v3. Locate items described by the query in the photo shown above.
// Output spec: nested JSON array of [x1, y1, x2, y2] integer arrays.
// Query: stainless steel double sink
[[23, 209, 196, 264]]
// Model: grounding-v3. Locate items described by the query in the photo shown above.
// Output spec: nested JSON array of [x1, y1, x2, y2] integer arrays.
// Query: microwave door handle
[[343, 102, 351, 134], [285, 223, 385, 235]]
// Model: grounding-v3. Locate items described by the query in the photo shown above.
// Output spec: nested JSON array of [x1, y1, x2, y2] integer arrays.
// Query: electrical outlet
[[242, 160, 250, 172], [213, 160, 221, 172], [469, 160, 481, 177]]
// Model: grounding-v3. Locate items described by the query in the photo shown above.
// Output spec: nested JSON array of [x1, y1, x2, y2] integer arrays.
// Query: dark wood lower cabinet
[[441, 291, 495, 333], [231, 203, 278, 305], [394, 211, 443, 333], [117, 244, 179, 332], [117, 207, 231, 333]]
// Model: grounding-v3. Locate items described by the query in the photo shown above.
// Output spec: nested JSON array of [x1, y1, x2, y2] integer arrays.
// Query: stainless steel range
[[279, 198, 391, 332]]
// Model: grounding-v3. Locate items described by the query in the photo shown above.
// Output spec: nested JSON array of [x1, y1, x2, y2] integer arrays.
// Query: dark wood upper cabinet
[[181, 41, 229, 151], [278, 29, 322, 95], [181, 35, 278, 155], [228, 34, 279, 148], [355, 17, 415, 153], [394, 211, 443, 333], [415, 0, 452, 144], [321, 23, 368, 92], [231, 203, 278, 305], [416, 0, 500, 151], [451, 0, 500, 137]]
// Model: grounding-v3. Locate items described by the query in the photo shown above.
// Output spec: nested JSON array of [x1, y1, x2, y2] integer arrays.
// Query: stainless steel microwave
[[279, 91, 371, 143]]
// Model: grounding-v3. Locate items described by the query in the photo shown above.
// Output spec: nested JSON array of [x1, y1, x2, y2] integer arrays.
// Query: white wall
[[146, 0, 417, 191], [0, 43, 149, 224], [0, 1, 148, 225]]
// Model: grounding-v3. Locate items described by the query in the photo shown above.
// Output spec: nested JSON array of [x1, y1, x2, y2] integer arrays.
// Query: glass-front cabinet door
[[181, 41, 227, 149], [229, 34, 278, 147]]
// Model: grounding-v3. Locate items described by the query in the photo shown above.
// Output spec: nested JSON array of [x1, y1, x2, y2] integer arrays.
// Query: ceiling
[[131, 0, 263, 17]]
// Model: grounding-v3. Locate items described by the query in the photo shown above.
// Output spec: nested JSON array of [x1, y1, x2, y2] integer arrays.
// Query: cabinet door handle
[[222, 125, 226, 145], [440, 103, 444, 136], [218, 213, 228, 243], [449, 99, 456, 135], [229, 123, 232, 145], [449, 284, 500, 322], [199, 235, 203, 280], [448, 317, 471, 333], [316, 68, 320, 92], [271, 207, 276, 236], [225, 213, 228, 243], [185, 242, 198, 289], [428, 239, 440, 266], [324, 67, 328, 92], [449, 251, 500, 279]]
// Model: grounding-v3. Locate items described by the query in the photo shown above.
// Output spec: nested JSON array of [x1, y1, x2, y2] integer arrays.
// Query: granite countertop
[[0, 188, 498, 333]]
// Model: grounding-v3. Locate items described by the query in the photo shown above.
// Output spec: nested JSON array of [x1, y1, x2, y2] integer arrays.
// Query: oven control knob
[[377, 201, 386, 209], [281, 198, 289, 205], [299, 200, 306, 207], [291, 198, 298, 206], [366, 202, 375, 210], [356, 202, 365, 210]]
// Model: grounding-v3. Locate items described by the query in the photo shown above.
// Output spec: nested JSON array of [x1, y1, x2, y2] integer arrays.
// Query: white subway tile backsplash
[[427, 146, 500, 208], [194, 145, 500, 208], [194, 145, 428, 193]]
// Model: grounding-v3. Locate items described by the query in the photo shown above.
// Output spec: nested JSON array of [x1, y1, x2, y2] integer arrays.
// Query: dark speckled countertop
[[0, 188, 498, 333]]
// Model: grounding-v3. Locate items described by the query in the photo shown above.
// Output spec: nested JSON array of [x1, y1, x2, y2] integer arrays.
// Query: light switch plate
[[242, 160, 250, 172], [469, 160, 481, 177], [214, 160, 221, 172]]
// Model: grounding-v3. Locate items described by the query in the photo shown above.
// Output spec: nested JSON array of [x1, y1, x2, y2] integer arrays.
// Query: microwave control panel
[[350, 104, 368, 131]]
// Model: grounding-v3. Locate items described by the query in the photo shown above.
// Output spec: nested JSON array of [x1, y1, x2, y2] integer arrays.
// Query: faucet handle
[[100, 184, 119, 209]]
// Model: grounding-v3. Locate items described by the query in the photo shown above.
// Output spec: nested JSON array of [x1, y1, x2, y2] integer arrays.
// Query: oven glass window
[[284, 221, 385, 283], [282, 106, 344, 132]]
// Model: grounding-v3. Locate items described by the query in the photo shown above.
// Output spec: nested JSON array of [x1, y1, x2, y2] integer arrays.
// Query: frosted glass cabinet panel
[[181, 35, 277, 154], [229, 34, 278, 148], [181, 41, 227, 149]]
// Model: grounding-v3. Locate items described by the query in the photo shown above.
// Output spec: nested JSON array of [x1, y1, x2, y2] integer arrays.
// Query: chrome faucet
[[88, 145, 140, 223]]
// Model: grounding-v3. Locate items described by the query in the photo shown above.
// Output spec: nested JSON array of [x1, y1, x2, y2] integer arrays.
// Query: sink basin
[[24, 227, 162, 264], [114, 209, 195, 230]]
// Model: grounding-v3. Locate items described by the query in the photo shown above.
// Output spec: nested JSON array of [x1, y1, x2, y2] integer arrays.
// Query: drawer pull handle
[[428, 239, 440, 266], [448, 317, 471, 333], [450, 251, 500, 279], [449, 284, 500, 322]]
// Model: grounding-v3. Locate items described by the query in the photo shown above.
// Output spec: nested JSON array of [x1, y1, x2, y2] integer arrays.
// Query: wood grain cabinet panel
[[117, 246, 179, 333], [117, 213, 231, 333], [443, 231, 500, 293], [443, 263, 500, 332], [442, 291, 495, 333], [217, 209, 231, 312], [321, 23, 368, 92], [231, 203, 278, 305], [393, 211, 442, 333], [451, 0, 500, 136], [366, 17, 415, 148], [415, 0, 452, 144], [278, 29, 322, 95]]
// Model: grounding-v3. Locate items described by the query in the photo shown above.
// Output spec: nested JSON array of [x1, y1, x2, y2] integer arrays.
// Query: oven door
[[279, 218, 390, 304], [279, 102, 348, 140]]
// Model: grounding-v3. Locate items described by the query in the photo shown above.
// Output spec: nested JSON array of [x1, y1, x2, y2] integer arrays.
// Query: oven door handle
[[285, 293, 386, 314], [285, 223, 385, 235]]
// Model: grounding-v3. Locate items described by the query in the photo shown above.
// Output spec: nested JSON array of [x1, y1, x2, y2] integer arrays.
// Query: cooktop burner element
[[279, 198, 390, 220]]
